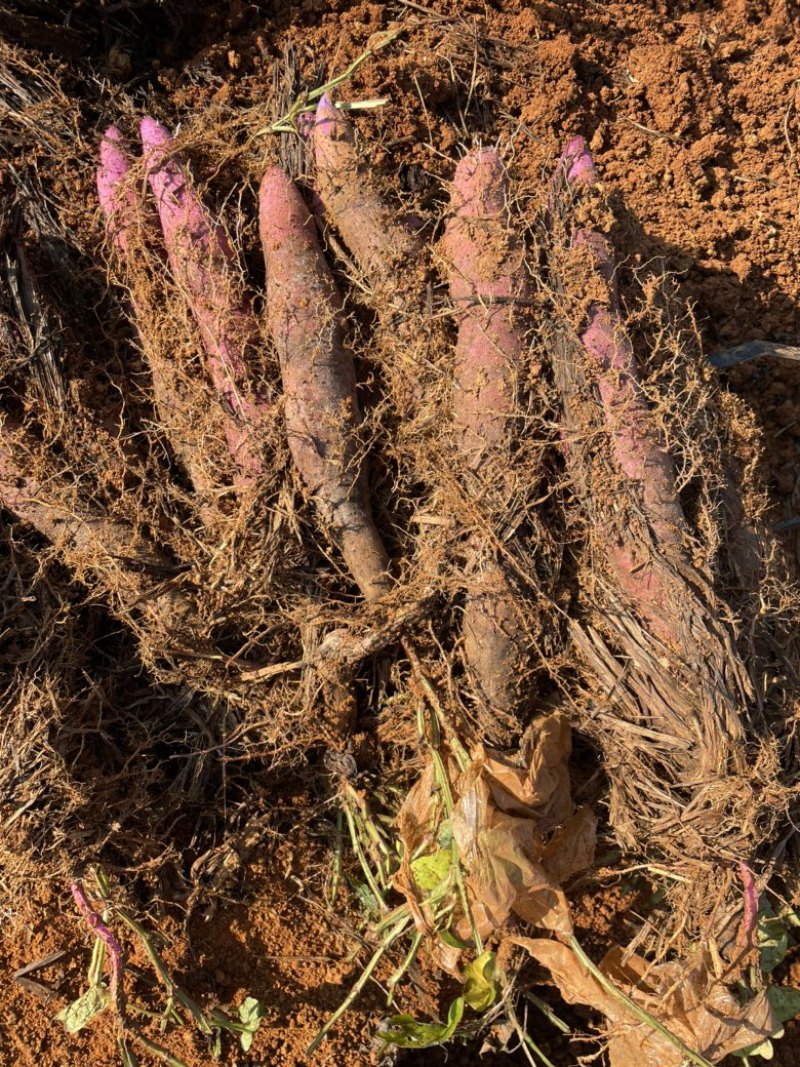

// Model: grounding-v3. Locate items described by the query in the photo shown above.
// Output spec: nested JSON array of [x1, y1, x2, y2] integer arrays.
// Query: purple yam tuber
[[313, 93, 421, 296], [259, 165, 389, 603], [97, 127, 137, 253], [548, 135, 748, 784], [139, 117, 269, 479], [552, 136, 687, 642], [97, 127, 218, 499], [445, 147, 531, 462], [444, 148, 532, 732]]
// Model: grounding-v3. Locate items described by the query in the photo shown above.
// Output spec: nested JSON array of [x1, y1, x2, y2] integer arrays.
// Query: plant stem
[[131, 1033, 190, 1067], [307, 915, 411, 1054], [386, 931, 423, 1003], [568, 936, 715, 1067], [330, 808, 344, 906], [266, 28, 402, 133], [524, 991, 570, 1034], [343, 800, 388, 911], [70, 879, 124, 1014]]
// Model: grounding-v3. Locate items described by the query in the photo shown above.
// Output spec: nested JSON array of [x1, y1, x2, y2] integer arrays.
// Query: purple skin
[[739, 862, 758, 941], [553, 137, 687, 642], [313, 93, 420, 291], [97, 127, 136, 253], [259, 165, 390, 603], [560, 135, 599, 188], [573, 228, 685, 549], [97, 126, 217, 498], [139, 117, 269, 480], [444, 147, 531, 729], [70, 879, 124, 1011], [445, 147, 530, 459]]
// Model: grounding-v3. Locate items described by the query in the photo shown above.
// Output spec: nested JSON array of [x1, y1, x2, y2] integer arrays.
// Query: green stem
[[505, 995, 556, 1067], [268, 28, 402, 133], [344, 801, 388, 911], [524, 991, 570, 1034], [131, 1033, 190, 1067], [568, 937, 714, 1067], [329, 809, 344, 906], [307, 915, 411, 1055], [386, 931, 423, 1004], [87, 934, 106, 988], [108, 908, 211, 1035]]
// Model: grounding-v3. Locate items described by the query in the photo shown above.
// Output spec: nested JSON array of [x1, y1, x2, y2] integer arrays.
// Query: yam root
[[97, 127, 215, 498], [139, 117, 270, 480], [313, 93, 421, 300], [548, 136, 755, 854], [259, 165, 390, 603], [444, 148, 532, 734]]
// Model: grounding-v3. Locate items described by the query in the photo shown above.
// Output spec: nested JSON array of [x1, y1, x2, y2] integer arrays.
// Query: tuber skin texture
[[552, 135, 686, 643], [549, 135, 747, 773], [97, 127, 217, 498], [259, 165, 390, 603], [139, 117, 270, 480], [445, 147, 530, 463], [555, 137, 683, 542], [97, 127, 137, 253], [444, 148, 532, 731], [313, 93, 421, 297]]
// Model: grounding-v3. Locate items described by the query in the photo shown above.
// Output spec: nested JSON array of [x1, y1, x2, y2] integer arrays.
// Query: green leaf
[[238, 996, 265, 1052], [767, 986, 800, 1023], [377, 996, 465, 1050], [410, 848, 452, 892], [759, 920, 789, 974], [56, 984, 109, 1033], [758, 899, 790, 974], [438, 928, 470, 951], [463, 951, 498, 1012]]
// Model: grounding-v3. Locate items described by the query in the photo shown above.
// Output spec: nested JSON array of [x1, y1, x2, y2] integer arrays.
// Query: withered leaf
[[514, 938, 779, 1067]]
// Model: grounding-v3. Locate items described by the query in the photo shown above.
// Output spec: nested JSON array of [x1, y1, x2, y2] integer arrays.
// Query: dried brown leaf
[[514, 938, 778, 1066]]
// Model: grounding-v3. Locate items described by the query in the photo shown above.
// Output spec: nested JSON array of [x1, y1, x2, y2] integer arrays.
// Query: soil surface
[[1, 2, 799, 1066]]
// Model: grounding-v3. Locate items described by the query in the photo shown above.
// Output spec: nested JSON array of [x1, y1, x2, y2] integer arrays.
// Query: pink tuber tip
[[314, 92, 342, 141], [559, 135, 598, 189], [450, 147, 506, 220], [97, 127, 136, 249], [139, 115, 172, 154]]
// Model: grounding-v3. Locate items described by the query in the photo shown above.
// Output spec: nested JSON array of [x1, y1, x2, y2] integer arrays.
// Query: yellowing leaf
[[732, 1037, 774, 1060], [463, 951, 498, 1012], [410, 848, 452, 893], [56, 984, 109, 1033]]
